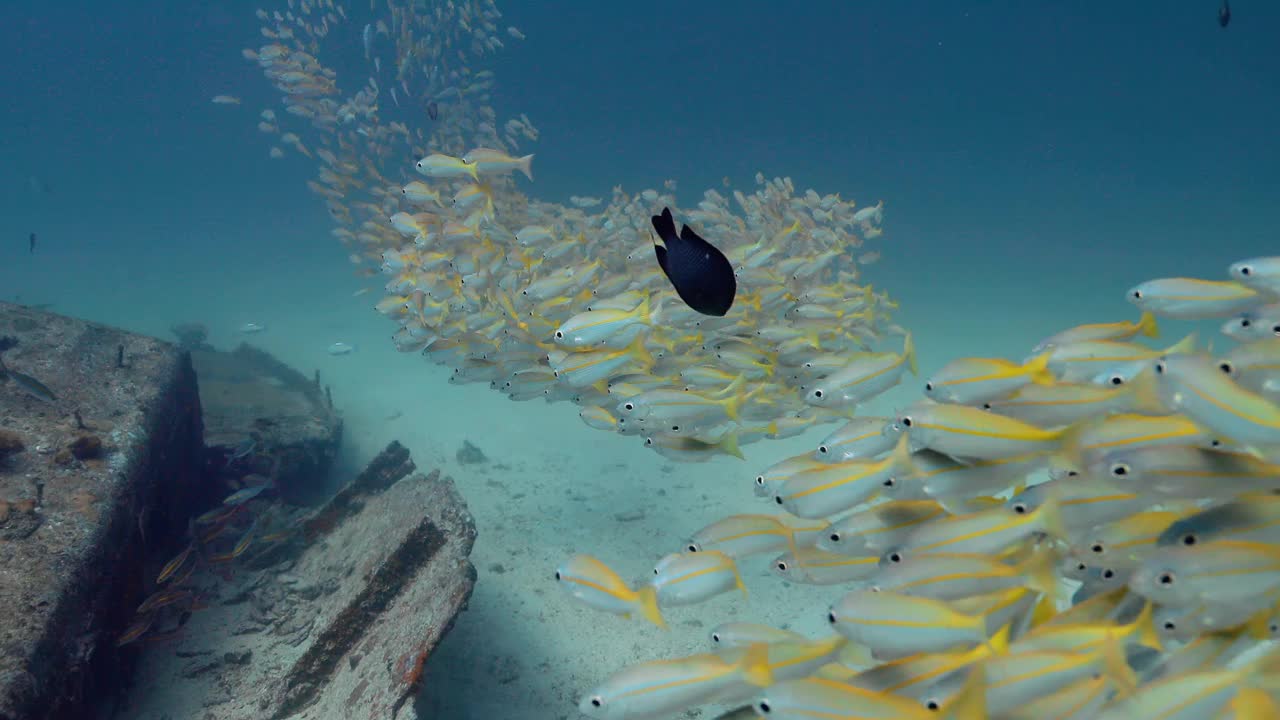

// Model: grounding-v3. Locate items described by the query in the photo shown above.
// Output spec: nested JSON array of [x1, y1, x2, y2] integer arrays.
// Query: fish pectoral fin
[[653, 243, 670, 275]]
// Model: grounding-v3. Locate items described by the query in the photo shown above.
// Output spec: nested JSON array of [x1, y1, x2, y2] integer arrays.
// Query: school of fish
[[228, 0, 896, 464], [558, 257, 1280, 720], [223, 1, 1280, 717]]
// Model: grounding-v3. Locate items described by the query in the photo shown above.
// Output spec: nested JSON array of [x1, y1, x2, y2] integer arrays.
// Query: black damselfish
[[650, 207, 737, 317]]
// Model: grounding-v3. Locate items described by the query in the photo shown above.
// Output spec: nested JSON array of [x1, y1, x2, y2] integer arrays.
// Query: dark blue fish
[[28, 233, 35, 254], [649, 207, 737, 317], [1220, 0, 1230, 28]]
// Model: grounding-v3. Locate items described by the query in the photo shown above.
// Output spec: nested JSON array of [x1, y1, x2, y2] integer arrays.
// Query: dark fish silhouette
[[650, 207, 737, 317], [28, 233, 35, 254], [1220, 0, 1230, 27], [427, 100, 439, 121]]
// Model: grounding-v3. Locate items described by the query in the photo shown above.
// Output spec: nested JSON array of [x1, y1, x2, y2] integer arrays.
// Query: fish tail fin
[[634, 585, 666, 629], [730, 557, 748, 598], [1230, 689, 1280, 719], [1101, 636, 1139, 697], [941, 665, 987, 720], [634, 294, 653, 324], [986, 623, 1012, 656], [1022, 545, 1059, 597], [627, 334, 654, 369], [1023, 352, 1055, 385], [719, 429, 745, 460], [1137, 310, 1160, 338], [651, 207, 678, 244], [518, 154, 534, 181], [1035, 495, 1068, 542], [888, 432, 916, 475], [1130, 601, 1162, 651], [738, 643, 773, 688], [466, 161, 479, 182], [1124, 366, 1166, 414], [902, 332, 918, 376], [1164, 332, 1198, 356]]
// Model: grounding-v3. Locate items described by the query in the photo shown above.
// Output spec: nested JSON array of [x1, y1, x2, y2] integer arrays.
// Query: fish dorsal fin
[[679, 223, 712, 251]]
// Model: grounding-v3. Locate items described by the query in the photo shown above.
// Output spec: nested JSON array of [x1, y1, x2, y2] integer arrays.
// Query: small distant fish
[[1220, 0, 1230, 28], [28, 233, 35, 254], [238, 322, 266, 334], [27, 175, 52, 196], [507, 26, 525, 40], [327, 342, 356, 355], [570, 196, 602, 209], [223, 480, 274, 506], [211, 95, 241, 105], [229, 438, 257, 462], [0, 357, 57, 403], [427, 100, 439, 121], [363, 23, 373, 58], [649, 207, 737, 317]]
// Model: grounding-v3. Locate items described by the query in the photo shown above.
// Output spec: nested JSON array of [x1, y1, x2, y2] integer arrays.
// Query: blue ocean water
[[1, 2, 1278, 718]]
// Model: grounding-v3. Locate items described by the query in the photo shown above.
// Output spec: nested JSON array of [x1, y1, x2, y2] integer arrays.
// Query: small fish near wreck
[[326, 342, 356, 355], [0, 355, 57, 404]]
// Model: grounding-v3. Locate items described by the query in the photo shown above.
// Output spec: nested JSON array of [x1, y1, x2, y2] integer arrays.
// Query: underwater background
[[3, 1, 1280, 718]]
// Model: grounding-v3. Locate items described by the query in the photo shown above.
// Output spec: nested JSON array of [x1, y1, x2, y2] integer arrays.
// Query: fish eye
[[882, 477, 895, 487], [818, 445, 830, 454], [756, 701, 773, 715], [1076, 562, 1088, 571], [686, 544, 698, 552], [812, 389, 824, 399], [711, 632, 722, 643], [624, 403, 635, 411], [925, 699, 940, 711], [775, 561, 788, 572], [755, 475, 765, 486], [827, 611, 837, 624], [887, 551, 903, 564], [1066, 470, 1080, 477], [1271, 622, 1279, 635], [1109, 375, 1124, 386], [1102, 568, 1115, 580], [1240, 265, 1254, 276], [644, 438, 653, 446], [554, 571, 561, 580], [774, 496, 784, 505], [981, 402, 992, 410], [1163, 620, 1177, 630], [1131, 290, 1143, 300], [653, 567, 660, 575], [1158, 572, 1175, 586], [828, 532, 841, 543], [1011, 502, 1028, 514], [1240, 318, 1252, 327], [1091, 543, 1104, 554], [924, 382, 934, 392], [1182, 534, 1197, 546], [1272, 324, 1280, 335], [670, 425, 680, 432], [1154, 361, 1166, 375], [554, 331, 563, 338], [1110, 463, 1130, 478], [589, 697, 603, 708]]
